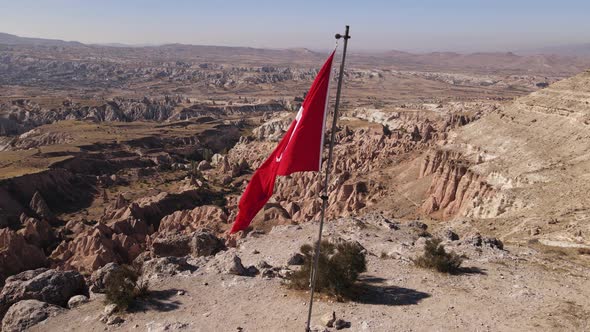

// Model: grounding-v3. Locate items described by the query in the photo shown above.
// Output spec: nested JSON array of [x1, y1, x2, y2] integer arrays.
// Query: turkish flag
[[230, 51, 335, 233]]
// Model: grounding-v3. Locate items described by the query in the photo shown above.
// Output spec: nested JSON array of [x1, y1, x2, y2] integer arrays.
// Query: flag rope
[[305, 25, 350, 332]]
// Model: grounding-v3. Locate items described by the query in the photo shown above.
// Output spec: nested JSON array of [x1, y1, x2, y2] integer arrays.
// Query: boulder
[[190, 231, 225, 257], [67, 295, 89, 308], [104, 303, 118, 316], [90, 262, 121, 293], [441, 228, 459, 241], [151, 231, 225, 258], [0, 268, 87, 320], [141, 256, 198, 279], [207, 252, 248, 276], [224, 254, 246, 275], [151, 233, 192, 257], [1, 300, 64, 332], [464, 233, 504, 250]]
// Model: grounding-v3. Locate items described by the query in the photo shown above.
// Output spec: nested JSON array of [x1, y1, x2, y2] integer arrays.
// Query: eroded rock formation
[[0, 229, 47, 285]]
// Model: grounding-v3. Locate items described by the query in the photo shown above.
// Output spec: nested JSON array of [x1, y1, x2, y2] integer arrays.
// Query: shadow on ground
[[456, 266, 487, 275], [353, 276, 430, 306], [130, 288, 184, 313]]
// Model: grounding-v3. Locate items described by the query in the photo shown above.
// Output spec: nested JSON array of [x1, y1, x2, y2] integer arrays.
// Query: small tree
[[287, 240, 366, 299], [105, 265, 149, 310], [414, 238, 463, 274]]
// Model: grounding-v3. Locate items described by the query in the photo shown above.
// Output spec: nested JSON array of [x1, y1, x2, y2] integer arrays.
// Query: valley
[[0, 32, 589, 331]]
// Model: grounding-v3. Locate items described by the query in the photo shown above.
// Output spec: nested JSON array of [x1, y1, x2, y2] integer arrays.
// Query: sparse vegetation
[[105, 265, 149, 310], [414, 238, 464, 274], [287, 240, 367, 299], [578, 248, 590, 255]]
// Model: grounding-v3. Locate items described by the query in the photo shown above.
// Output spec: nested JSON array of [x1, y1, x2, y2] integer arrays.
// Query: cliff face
[[419, 70, 590, 245], [0, 98, 286, 137], [419, 150, 495, 219], [0, 169, 96, 223]]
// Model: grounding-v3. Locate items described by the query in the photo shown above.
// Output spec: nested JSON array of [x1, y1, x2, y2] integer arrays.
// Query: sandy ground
[[33, 215, 590, 332]]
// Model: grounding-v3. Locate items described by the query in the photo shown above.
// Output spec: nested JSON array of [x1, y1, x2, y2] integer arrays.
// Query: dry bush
[[105, 265, 149, 310], [578, 248, 590, 255], [287, 240, 366, 299], [414, 238, 463, 274]]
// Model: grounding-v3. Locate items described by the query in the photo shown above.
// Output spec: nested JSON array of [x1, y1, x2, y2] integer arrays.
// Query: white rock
[[104, 303, 118, 316], [68, 295, 89, 309]]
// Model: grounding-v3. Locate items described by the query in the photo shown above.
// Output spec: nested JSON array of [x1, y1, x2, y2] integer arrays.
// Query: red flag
[[230, 51, 335, 233]]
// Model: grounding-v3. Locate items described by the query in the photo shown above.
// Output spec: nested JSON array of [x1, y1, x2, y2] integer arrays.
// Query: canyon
[[1, 33, 589, 331]]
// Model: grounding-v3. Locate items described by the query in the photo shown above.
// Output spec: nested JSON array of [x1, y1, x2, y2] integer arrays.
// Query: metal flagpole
[[305, 25, 350, 332]]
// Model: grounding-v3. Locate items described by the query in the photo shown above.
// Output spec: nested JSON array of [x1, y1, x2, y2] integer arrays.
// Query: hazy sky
[[1, 0, 589, 52]]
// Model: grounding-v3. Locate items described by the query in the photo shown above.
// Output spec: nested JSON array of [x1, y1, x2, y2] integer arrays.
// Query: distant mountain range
[[518, 43, 590, 57], [0, 32, 84, 47], [1, 32, 589, 75], [2, 32, 589, 57]]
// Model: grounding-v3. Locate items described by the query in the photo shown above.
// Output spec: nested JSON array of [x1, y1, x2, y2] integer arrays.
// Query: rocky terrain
[[1, 34, 590, 331], [24, 218, 590, 331], [417, 70, 590, 246]]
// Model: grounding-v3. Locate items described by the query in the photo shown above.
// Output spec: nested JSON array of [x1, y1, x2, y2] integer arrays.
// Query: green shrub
[[414, 238, 463, 274], [287, 240, 367, 299], [105, 265, 149, 310]]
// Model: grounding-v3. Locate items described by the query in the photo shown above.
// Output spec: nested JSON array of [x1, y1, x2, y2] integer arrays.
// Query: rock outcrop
[[67, 295, 89, 309], [0, 229, 47, 285], [140, 256, 198, 279], [419, 150, 495, 218], [89, 263, 121, 293], [102, 187, 211, 229], [149, 231, 225, 258], [1, 299, 65, 332], [0, 268, 86, 320], [158, 205, 228, 234], [50, 223, 123, 274], [29, 191, 55, 221], [0, 168, 96, 225], [17, 216, 55, 250], [418, 70, 590, 245]]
